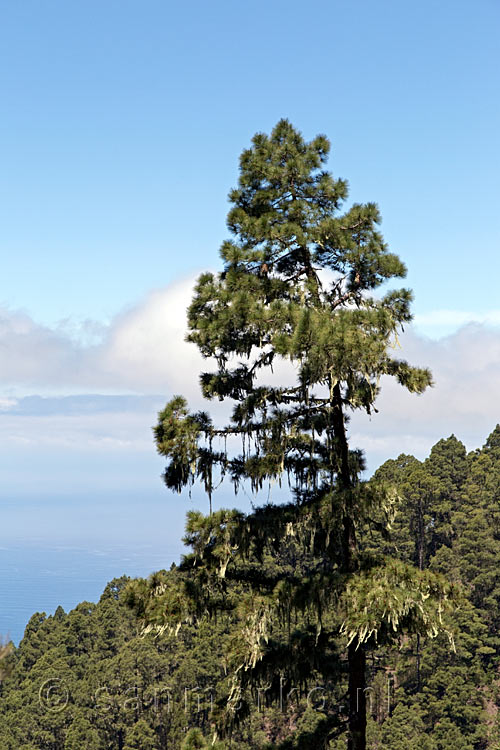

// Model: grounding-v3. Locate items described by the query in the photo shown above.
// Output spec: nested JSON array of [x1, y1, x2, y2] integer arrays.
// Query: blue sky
[[0, 0, 500, 558], [1, 0, 499, 327]]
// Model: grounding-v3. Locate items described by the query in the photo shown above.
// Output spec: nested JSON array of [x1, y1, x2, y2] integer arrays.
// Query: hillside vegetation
[[1, 428, 500, 748]]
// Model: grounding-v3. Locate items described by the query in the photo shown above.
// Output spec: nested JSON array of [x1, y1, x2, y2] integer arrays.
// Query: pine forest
[[1, 122, 498, 749]]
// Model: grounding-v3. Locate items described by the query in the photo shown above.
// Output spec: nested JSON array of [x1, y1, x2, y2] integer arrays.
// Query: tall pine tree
[[153, 120, 456, 749]]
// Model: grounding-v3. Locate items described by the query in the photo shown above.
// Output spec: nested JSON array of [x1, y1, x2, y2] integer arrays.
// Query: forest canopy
[[2, 430, 500, 748]]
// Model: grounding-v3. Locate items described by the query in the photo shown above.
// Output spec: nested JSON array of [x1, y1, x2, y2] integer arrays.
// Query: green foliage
[[149, 121, 454, 750], [340, 558, 457, 647], [64, 715, 100, 750], [3, 426, 500, 747], [159, 120, 432, 500], [181, 728, 208, 749], [123, 719, 159, 750]]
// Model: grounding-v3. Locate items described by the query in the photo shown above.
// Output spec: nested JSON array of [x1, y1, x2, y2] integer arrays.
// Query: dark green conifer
[[64, 715, 100, 750], [153, 121, 457, 749], [123, 719, 159, 750]]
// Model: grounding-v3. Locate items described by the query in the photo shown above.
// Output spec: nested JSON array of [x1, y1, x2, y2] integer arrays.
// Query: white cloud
[[0, 397, 17, 411], [0, 308, 83, 388], [0, 276, 205, 398], [97, 279, 204, 396], [350, 323, 500, 468], [1, 282, 500, 469]]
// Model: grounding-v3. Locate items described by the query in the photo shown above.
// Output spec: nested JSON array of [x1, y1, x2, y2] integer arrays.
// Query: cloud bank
[[0, 277, 204, 397], [1, 278, 500, 469], [349, 322, 500, 468]]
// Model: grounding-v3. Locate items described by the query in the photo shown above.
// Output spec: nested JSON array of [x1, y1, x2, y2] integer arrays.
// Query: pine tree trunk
[[417, 499, 423, 691], [332, 382, 367, 750], [416, 633, 421, 692], [348, 642, 366, 750]]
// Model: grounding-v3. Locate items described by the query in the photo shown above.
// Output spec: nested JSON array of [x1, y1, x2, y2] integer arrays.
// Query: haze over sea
[[1, 377, 499, 646], [0, 491, 189, 645], [0, 456, 259, 646]]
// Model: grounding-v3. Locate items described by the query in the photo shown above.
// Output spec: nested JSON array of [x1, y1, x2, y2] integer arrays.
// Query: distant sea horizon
[[0, 540, 184, 645], [0, 487, 198, 645], [0, 477, 278, 645]]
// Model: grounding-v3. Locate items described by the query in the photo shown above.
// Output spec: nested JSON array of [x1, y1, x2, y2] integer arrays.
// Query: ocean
[[0, 489, 198, 645], [0, 481, 256, 645], [0, 541, 184, 645]]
